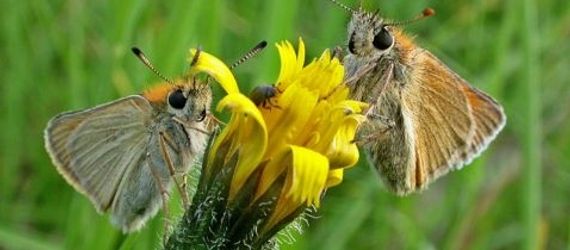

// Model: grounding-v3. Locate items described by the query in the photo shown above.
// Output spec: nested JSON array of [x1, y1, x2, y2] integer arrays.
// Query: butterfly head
[[347, 10, 395, 59], [346, 8, 434, 61], [144, 80, 212, 123]]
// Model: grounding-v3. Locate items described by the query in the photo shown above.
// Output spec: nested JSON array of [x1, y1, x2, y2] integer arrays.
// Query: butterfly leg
[[362, 62, 396, 120], [321, 64, 375, 100], [352, 112, 395, 146], [331, 46, 344, 61], [146, 153, 171, 244], [158, 131, 190, 209], [206, 113, 225, 127], [260, 97, 282, 110], [367, 113, 396, 128], [173, 116, 212, 136], [181, 174, 189, 196], [344, 63, 376, 87], [352, 63, 396, 146]]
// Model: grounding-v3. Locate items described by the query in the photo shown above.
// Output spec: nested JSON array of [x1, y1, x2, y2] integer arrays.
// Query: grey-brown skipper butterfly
[[332, 1, 506, 195]]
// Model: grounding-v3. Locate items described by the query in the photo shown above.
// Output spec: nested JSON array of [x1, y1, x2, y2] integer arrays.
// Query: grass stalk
[[520, 0, 541, 249]]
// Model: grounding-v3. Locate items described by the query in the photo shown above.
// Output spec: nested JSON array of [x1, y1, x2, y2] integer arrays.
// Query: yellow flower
[[180, 39, 367, 247]]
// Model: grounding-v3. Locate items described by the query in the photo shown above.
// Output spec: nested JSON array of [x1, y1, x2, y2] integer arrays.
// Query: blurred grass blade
[[0, 226, 61, 250], [521, 0, 541, 249]]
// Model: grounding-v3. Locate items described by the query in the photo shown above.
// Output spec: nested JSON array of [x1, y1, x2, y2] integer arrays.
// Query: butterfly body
[[343, 8, 506, 195], [45, 80, 212, 232]]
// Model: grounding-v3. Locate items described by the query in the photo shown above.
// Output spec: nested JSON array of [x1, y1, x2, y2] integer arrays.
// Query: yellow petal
[[275, 41, 294, 86], [254, 83, 319, 199], [209, 93, 268, 201], [275, 39, 305, 89], [326, 169, 344, 188], [337, 100, 369, 114], [254, 148, 289, 201], [263, 83, 318, 158], [285, 146, 328, 207], [189, 49, 239, 94], [327, 115, 361, 169], [295, 49, 344, 97], [263, 146, 329, 231], [325, 101, 367, 169], [295, 37, 305, 73]]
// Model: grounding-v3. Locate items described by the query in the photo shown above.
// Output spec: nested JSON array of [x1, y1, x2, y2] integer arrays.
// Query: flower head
[[166, 39, 367, 249]]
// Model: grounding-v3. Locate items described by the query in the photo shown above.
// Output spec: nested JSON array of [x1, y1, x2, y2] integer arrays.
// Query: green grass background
[[1, 0, 568, 249]]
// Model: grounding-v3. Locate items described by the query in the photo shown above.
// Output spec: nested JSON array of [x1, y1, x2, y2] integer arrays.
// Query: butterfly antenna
[[384, 8, 435, 26], [131, 47, 174, 84], [230, 40, 268, 70], [329, 0, 356, 14]]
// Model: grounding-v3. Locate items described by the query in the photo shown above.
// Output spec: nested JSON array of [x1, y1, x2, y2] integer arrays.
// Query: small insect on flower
[[44, 48, 214, 233], [248, 84, 282, 109], [331, 0, 506, 195]]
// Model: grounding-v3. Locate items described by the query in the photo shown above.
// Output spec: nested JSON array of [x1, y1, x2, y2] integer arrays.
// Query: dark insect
[[248, 84, 281, 109]]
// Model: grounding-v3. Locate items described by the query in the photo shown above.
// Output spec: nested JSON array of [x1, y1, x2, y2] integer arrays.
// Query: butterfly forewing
[[403, 50, 475, 189], [460, 85, 506, 164], [422, 51, 506, 165], [45, 96, 153, 212]]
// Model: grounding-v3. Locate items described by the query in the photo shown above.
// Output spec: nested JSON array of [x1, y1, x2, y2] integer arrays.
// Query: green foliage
[[1, 0, 568, 249]]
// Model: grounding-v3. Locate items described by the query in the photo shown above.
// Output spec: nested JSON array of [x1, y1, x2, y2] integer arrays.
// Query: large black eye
[[372, 27, 393, 50], [168, 89, 187, 109], [196, 109, 207, 122], [348, 32, 356, 54]]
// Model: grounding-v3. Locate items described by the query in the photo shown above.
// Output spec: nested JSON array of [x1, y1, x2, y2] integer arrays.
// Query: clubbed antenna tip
[[230, 40, 268, 70], [131, 46, 174, 84], [423, 8, 435, 17]]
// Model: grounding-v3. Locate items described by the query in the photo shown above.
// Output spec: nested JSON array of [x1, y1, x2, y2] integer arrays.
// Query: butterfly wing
[[108, 115, 200, 232], [421, 51, 506, 165], [44, 95, 153, 212], [399, 50, 505, 192], [108, 131, 166, 232], [460, 83, 506, 164], [395, 51, 473, 192]]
